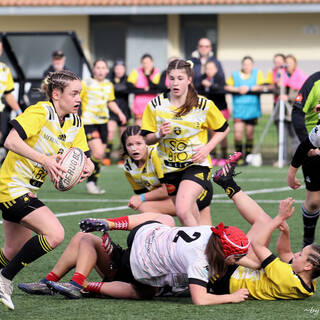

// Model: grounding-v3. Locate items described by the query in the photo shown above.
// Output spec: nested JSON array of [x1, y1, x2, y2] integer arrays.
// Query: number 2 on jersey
[[173, 230, 201, 243]]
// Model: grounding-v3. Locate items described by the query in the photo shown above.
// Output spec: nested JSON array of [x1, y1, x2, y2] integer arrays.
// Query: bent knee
[[45, 227, 65, 249]]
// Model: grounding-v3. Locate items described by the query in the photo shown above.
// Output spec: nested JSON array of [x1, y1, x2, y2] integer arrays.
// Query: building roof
[[1, 0, 320, 5]]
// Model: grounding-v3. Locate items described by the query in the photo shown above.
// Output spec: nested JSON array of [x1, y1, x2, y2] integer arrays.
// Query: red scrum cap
[[211, 222, 250, 258]]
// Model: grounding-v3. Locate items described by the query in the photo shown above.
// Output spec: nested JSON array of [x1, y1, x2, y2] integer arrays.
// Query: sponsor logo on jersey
[[58, 134, 66, 141], [173, 126, 182, 135], [194, 173, 204, 180]]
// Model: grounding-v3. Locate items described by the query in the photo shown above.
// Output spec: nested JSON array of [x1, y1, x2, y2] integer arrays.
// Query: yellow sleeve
[[124, 171, 143, 192], [226, 76, 234, 86], [264, 70, 274, 85], [152, 72, 161, 85], [108, 82, 115, 101], [257, 70, 265, 85], [15, 104, 47, 138], [4, 66, 14, 93], [71, 124, 89, 153], [150, 146, 164, 180], [127, 70, 138, 85], [204, 100, 227, 130], [141, 102, 157, 133]]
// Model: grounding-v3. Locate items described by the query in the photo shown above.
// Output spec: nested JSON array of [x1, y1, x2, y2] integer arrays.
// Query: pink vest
[[272, 67, 307, 90], [132, 67, 160, 116]]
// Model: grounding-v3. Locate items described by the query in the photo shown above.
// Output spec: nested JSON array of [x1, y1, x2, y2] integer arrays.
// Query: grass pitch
[[0, 164, 319, 320]]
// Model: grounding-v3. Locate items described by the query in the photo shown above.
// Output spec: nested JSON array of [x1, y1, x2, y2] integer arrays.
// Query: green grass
[[0, 165, 319, 319]]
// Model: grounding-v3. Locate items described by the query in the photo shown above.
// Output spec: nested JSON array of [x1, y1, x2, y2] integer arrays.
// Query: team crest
[[173, 127, 182, 135]]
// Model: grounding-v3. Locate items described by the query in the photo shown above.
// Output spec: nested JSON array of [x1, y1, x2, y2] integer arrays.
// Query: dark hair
[[308, 243, 320, 280], [52, 50, 65, 59], [242, 56, 254, 63], [121, 125, 142, 157], [41, 70, 80, 99], [141, 54, 153, 62], [166, 59, 198, 117], [274, 53, 286, 60], [205, 233, 228, 278], [93, 58, 108, 68]]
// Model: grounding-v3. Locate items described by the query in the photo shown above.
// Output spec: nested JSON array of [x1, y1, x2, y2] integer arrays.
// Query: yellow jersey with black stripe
[[0, 62, 15, 112], [80, 77, 115, 125], [0, 101, 89, 202], [123, 145, 163, 193], [209, 255, 316, 300], [141, 93, 227, 174]]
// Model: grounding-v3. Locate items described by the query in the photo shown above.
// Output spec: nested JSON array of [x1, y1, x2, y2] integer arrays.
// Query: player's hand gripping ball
[[54, 147, 85, 191]]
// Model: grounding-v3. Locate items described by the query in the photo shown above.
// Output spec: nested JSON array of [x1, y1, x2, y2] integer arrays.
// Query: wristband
[[140, 194, 146, 202], [17, 109, 22, 115], [155, 131, 161, 139]]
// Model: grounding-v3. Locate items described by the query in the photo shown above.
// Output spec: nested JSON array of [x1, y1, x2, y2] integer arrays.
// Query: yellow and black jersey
[[209, 254, 316, 300], [80, 77, 115, 125], [141, 93, 227, 174], [123, 145, 163, 194], [0, 101, 89, 202], [0, 62, 15, 112]]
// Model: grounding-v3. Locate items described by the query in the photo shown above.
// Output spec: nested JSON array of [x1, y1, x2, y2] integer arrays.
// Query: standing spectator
[[225, 56, 264, 164], [42, 50, 68, 78], [189, 38, 225, 92], [272, 55, 307, 166], [127, 54, 161, 126], [103, 59, 131, 166], [291, 71, 320, 247], [0, 36, 22, 161], [199, 60, 229, 166]]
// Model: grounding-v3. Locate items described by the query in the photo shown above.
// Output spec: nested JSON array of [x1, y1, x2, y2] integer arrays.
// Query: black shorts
[[161, 165, 213, 210], [302, 155, 320, 191], [109, 221, 160, 299], [84, 124, 108, 144], [109, 107, 131, 126], [234, 118, 258, 126], [0, 193, 45, 223]]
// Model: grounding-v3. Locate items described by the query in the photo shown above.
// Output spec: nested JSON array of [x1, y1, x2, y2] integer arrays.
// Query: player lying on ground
[[21, 157, 319, 302], [121, 125, 213, 224]]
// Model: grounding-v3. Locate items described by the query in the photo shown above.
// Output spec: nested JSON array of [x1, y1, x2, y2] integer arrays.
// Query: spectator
[[159, 56, 179, 92], [127, 54, 161, 126], [272, 55, 307, 166], [42, 50, 68, 78], [199, 60, 229, 166], [225, 56, 264, 164], [189, 38, 225, 92], [104, 59, 131, 166]]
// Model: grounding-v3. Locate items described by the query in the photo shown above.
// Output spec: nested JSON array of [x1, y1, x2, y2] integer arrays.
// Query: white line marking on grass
[[213, 199, 304, 203], [42, 199, 128, 203]]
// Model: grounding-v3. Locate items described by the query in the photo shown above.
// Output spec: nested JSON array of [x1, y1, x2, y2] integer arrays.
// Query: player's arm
[[251, 198, 295, 262], [4, 92, 22, 114], [4, 128, 64, 181], [108, 100, 126, 125], [276, 221, 294, 263], [189, 283, 249, 305]]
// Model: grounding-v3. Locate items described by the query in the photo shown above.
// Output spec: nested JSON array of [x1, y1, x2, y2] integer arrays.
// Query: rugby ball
[[54, 147, 86, 191]]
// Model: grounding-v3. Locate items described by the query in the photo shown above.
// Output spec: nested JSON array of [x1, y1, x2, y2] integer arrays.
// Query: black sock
[[213, 168, 241, 199], [0, 249, 9, 268], [87, 156, 101, 184], [105, 143, 113, 159], [302, 206, 320, 245], [245, 139, 253, 157], [1, 235, 53, 281], [235, 141, 242, 154]]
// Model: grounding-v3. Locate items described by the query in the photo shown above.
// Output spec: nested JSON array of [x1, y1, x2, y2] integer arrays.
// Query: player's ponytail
[[205, 233, 228, 278], [41, 70, 80, 99], [121, 125, 142, 157], [167, 59, 198, 117]]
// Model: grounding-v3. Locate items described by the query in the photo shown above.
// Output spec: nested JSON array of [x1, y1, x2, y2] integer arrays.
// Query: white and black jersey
[[130, 223, 212, 288]]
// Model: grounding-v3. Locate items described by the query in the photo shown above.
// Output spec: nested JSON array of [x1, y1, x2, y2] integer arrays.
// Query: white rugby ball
[[54, 147, 86, 191]]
